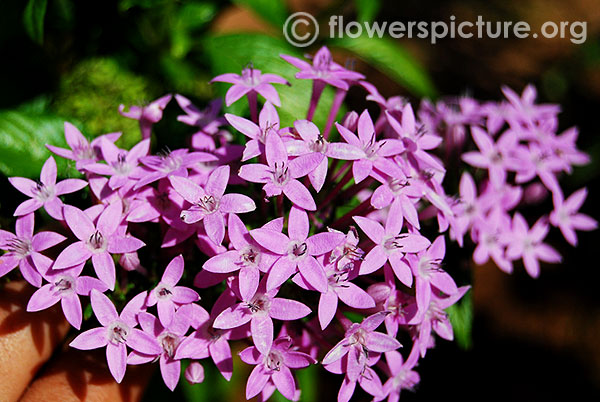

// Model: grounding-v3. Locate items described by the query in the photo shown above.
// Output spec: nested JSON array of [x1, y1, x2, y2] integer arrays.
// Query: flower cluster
[[1, 46, 595, 401]]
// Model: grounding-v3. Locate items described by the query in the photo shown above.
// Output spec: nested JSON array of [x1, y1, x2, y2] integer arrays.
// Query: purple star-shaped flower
[[213, 278, 311, 357], [505, 213, 562, 278], [84, 138, 150, 190], [53, 202, 145, 290], [169, 165, 256, 245], [225, 101, 280, 161], [379, 347, 421, 402], [251, 207, 345, 293], [0, 213, 65, 287], [286, 119, 364, 192], [119, 94, 172, 139], [239, 336, 315, 401], [202, 213, 279, 301], [211, 66, 288, 107], [322, 312, 402, 383], [46, 122, 121, 170], [70, 290, 161, 383], [147, 255, 200, 327], [127, 306, 193, 391], [549, 187, 597, 246], [10, 156, 88, 220], [336, 110, 404, 184], [353, 201, 431, 285], [281, 46, 364, 91], [238, 131, 322, 211], [27, 262, 108, 329]]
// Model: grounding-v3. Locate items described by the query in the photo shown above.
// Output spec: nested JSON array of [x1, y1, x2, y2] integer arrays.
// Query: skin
[[0, 281, 154, 402]]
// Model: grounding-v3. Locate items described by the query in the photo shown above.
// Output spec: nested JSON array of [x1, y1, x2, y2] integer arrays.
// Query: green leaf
[[0, 109, 72, 178], [446, 290, 473, 350], [232, 0, 287, 27], [22, 0, 48, 45], [355, 0, 381, 23], [330, 35, 437, 98], [203, 33, 342, 129]]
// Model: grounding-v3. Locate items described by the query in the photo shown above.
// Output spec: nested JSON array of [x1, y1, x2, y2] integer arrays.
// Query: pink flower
[[213, 278, 311, 356], [0, 213, 65, 287], [46, 122, 121, 170], [169, 165, 256, 245], [251, 206, 345, 293], [286, 119, 364, 192], [281, 46, 364, 90], [70, 290, 161, 383], [239, 336, 315, 401], [212, 67, 288, 107], [27, 262, 108, 329], [203, 213, 280, 301], [505, 214, 561, 278], [127, 306, 193, 391], [238, 131, 322, 210], [9, 156, 88, 220], [378, 346, 421, 402], [322, 312, 401, 384], [146, 255, 199, 327], [119, 94, 172, 139], [549, 187, 597, 246], [53, 202, 145, 290], [85, 138, 150, 190], [225, 101, 280, 161], [335, 110, 404, 184], [353, 201, 431, 285]]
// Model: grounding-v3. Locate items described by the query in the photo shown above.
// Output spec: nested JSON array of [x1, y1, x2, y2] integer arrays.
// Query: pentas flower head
[[85, 138, 150, 190], [70, 290, 161, 383], [47, 122, 121, 170], [239, 336, 315, 401], [286, 120, 364, 192], [9, 156, 88, 220], [322, 312, 402, 384], [135, 148, 218, 189], [281, 46, 365, 90], [128, 306, 193, 391], [211, 66, 289, 107], [169, 165, 256, 245], [549, 187, 597, 246], [27, 262, 108, 329], [147, 255, 199, 327], [353, 201, 431, 286], [54, 202, 145, 290], [504, 214, 562, 278], [239, 131, 322, 210], [213, 277, 311, 357], [335, 110, 404, 184], [119, 94, 172, 139], [251, 207, 346, 293], [225, 101, 280, 161], [0, 213, 65, 287]]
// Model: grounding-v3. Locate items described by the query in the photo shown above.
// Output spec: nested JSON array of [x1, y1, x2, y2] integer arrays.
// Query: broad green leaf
[[22, 0, 48, 45], [355, 0, 381, 23], [331, 35, 437, 98], [446, 290, 473, 350], [232, 0, 287, 27], [203, 33, 343, 129], [0, 109, 70, 178]]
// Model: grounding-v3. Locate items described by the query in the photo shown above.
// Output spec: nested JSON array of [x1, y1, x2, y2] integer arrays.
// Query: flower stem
[[307, 81, 325, 121], [323, 88, 347, 139], [247, 92, 258, 123], [318, 167, 354, 211], [331, 198, 374, 229]]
